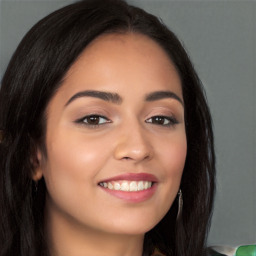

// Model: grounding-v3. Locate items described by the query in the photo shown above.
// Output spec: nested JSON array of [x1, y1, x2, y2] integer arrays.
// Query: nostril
[[114, 140, 153, 162]]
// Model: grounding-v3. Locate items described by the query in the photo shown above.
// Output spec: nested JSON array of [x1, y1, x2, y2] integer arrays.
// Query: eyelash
[[75, 115, 178, 128]]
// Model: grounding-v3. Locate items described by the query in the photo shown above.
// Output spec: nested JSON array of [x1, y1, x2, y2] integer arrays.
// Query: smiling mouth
[[98, 180, 154, 192]]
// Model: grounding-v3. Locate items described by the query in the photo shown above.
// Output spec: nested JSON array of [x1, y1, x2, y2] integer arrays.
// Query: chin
[[101, 215, 162, 236]]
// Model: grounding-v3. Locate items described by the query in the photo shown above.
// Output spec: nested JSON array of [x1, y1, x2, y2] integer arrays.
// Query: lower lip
[[99, 184, 157, 203]]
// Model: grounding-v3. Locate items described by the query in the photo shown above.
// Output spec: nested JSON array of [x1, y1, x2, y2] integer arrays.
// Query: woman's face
[[35, 33, 187, 236]]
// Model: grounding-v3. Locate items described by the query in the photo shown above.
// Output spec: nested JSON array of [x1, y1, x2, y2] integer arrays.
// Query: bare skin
[[34, 33, 187, 256]]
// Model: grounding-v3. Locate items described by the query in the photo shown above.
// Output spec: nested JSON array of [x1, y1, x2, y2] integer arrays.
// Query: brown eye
[[146, 116, 178, 126], [75, 115, 110, 126], [151, 116, 165, 125], [86, 116, 101, 125]]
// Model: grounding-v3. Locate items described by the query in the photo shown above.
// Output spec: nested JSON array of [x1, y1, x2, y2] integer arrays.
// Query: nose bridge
[[114, 116, 152, 162]]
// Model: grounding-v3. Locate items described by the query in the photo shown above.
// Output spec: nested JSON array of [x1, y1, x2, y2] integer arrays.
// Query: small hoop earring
[[177, 189, 183, 220]]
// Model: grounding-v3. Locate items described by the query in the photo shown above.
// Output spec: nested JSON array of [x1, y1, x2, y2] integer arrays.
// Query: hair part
[[0, 1, 215, 255]]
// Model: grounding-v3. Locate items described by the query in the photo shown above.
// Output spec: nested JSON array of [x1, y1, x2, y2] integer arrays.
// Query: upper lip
[[99, 173, 158, 183]]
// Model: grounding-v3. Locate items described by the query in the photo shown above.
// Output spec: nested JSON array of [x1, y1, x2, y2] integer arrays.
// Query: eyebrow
[[65, 90, 122, 106], [145, 91, 184, 106], [65, 89, 183, 107]]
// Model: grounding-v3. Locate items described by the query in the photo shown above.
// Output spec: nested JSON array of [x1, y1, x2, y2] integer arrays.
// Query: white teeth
[[121, 182, 129, 191], [99, 181, 153, 191], [130, 181, 137, 191], [138, 181, 144, 191], [108, 182, 113, 190], [114, 183, 121, 190]]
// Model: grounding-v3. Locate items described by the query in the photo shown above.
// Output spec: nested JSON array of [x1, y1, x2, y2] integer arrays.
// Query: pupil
[[88, 116, 99, 124], [154, 117, 164, 124]]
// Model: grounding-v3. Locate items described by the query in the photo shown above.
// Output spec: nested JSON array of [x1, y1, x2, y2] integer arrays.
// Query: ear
[[31, 149, 44, 181]]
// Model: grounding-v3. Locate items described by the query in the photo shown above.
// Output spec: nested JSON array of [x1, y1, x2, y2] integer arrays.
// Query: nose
[[113, 121, 153, 163]]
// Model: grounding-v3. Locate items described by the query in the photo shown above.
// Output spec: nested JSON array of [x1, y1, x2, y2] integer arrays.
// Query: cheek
[[154, 131, 187, 210], [160, 132, 187, 177], [41, 130, 114, 220], [46, 129, 110, 174], [41, 129, 112, 198]]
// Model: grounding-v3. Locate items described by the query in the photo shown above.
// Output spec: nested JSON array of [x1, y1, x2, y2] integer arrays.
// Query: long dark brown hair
[[0, 0, 215, 255]]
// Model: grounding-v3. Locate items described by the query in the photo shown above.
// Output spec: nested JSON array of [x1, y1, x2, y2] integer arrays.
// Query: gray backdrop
[[0, 0, 255, 247]]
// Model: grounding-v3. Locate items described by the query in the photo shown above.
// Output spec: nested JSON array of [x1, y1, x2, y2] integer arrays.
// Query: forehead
[[80, 32, 170, 62], [57, 32, 182, 101]]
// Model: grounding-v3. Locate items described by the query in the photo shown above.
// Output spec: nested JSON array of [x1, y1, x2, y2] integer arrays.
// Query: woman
[[0, 0, 215, 255]]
